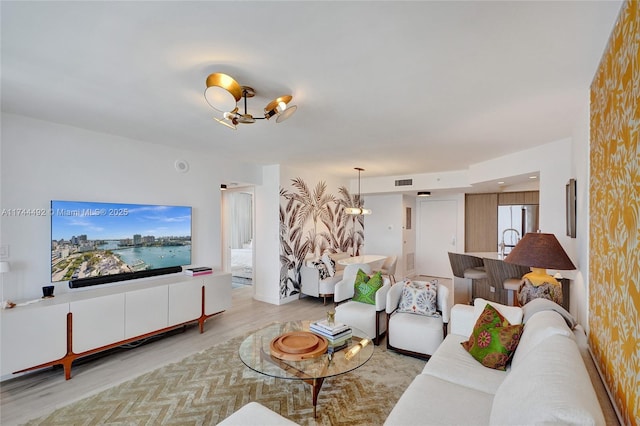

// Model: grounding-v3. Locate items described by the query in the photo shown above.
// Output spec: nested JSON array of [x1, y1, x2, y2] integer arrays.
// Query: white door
[[416, 199, 458, 277]]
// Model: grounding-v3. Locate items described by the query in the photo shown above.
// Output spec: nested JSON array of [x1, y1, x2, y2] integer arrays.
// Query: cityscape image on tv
[[51, 200, 192, 283]]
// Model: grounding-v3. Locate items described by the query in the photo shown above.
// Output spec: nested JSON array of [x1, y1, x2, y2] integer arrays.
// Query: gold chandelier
[[204, 73, 297, 130], [345, 167, 372, 215]]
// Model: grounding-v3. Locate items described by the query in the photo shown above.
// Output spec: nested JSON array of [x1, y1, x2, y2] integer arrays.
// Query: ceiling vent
[[395, 179, 413, 187]]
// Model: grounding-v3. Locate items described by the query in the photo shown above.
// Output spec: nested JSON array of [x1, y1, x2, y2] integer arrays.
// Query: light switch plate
[[0, 245, 9, 259]]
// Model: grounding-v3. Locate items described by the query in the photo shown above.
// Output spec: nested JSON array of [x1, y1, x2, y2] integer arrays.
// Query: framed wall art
[[566, 178, 576, 238]]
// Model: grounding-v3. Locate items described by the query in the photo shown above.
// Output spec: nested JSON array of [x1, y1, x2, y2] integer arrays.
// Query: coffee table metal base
[[260, 348, 326, 417]]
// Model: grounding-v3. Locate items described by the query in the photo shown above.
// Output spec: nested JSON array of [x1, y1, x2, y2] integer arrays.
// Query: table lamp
[[504, 232, 575, 305]]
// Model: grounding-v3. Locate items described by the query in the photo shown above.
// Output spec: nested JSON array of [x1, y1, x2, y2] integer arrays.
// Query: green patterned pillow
[[469, 303, 512, 332], [462, 304, 523, 370], [353, 270, 383, 305]]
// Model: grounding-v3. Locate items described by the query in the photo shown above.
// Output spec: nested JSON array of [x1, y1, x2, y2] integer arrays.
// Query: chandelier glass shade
[[204, 72, 297, 129], [346, 167, 372, 215]]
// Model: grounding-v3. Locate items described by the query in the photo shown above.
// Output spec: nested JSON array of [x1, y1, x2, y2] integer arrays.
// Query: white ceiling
[[1, 1, 622, 179]]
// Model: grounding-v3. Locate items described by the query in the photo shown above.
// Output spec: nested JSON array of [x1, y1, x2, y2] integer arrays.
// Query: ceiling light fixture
[[417, 191, 431, 197], [345, 167, 372, 215], [204, 72, 297, 130]]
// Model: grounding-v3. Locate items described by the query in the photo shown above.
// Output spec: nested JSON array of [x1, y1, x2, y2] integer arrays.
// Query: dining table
[[337, 254, 387, 271]]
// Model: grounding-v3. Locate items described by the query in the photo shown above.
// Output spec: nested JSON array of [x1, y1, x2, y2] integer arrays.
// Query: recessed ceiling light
[[498, 181, 505, 185], [417, 191, 431, 197], [529, 176, 537, 179]]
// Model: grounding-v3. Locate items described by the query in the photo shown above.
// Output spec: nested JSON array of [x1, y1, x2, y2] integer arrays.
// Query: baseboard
[[587, 345, 625, 425]]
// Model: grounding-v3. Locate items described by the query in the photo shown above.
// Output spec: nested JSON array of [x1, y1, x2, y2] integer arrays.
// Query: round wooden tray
[[270, 331, 328, 361]]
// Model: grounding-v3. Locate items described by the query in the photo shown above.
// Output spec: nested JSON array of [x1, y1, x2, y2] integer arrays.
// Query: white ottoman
[[218, 402, 299, 426]]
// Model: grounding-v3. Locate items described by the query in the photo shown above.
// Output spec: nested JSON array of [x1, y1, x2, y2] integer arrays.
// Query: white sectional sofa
[[385, 298, 606, 425]]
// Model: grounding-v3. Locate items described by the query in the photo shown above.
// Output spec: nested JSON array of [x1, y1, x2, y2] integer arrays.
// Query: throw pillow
[[473, 298, 523, 325], [464, 323, 523, 371], [462, 303, 523, 370], [312, 260, 330, 280], [353, 270, 383, 305], [321, 253, 336, 277], [397, 280, 439, 316]]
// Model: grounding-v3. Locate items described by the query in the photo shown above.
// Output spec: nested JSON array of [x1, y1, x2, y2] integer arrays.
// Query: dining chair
[[377, 255, 397, 284]]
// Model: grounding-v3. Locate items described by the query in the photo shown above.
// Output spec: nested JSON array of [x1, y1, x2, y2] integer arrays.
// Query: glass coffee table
[[238, 320, 373, 417]]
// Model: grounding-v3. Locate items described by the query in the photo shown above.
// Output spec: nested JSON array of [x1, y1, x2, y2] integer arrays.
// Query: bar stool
[[447, 252, 489, 302], [483, 257, 530, 306]]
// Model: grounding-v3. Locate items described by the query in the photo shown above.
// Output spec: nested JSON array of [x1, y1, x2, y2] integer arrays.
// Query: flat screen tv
[[51, 200, 192, 288]]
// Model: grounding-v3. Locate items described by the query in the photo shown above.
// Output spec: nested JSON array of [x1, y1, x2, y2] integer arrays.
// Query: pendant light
[[345, 167, 372, 215]]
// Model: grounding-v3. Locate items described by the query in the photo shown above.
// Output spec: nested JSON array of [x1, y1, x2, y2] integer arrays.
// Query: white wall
[[0, 113, 260, 300], [570, 92, 592, 330], [360, 193, 405, 276], [253, 164, 282, 304]]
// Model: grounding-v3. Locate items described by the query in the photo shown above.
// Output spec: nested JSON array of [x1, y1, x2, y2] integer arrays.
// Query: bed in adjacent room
[[231, 248, 253, 280]]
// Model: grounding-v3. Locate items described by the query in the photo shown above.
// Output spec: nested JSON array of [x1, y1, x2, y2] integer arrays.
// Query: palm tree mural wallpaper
[[279, 177, 365, 298]]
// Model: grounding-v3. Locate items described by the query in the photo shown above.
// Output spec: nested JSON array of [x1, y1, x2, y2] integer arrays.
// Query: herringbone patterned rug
[[25, 329, 425, 425]]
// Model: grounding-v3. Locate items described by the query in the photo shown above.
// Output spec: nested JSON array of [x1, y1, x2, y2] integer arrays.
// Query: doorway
[[222, 188, 255, 288], [416, 199, 458, 278]]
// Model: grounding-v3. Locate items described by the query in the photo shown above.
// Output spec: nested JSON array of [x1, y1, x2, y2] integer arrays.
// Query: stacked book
[[184, 267, 213, 276], [310, 320, 353, 353]]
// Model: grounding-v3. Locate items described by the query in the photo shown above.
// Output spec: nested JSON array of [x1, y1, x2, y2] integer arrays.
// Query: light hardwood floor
[[0, 286, 331, 425]]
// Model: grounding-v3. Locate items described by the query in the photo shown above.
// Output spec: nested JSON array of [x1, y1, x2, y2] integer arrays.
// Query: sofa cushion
[[317, 273, 343, 295], [388, 310, 444, 356], [422, 334, 508, 395], [490, 334, 605, 426], [522, 297, 577, 329], [473, 298, 523, 325], [353, 270, 383, 305], [385, 374, 494, 426], [397, 279, 439, 316], [511, 309, 574, 368]]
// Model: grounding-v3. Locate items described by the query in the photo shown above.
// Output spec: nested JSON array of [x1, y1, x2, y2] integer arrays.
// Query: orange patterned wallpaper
[[590, 1, 639, 424]]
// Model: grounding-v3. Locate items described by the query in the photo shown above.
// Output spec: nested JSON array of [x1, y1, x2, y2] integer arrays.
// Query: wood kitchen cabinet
[[465, 191, 539, 253], [465, 193, 498, 252]]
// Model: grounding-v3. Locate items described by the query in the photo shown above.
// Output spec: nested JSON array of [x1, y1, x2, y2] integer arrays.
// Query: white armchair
[[385, 280, 449, 358], [300, 252, 351, 304], [334, 263, 391, 345]]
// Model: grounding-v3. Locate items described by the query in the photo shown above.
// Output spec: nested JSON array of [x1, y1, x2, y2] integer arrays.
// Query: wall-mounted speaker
[[174, 160, 189, 173]]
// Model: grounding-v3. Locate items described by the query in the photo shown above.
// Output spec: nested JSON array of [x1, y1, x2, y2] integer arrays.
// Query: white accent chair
[[334, 263, 391, 345], [300, 252, 351, 304], [385, 280, 449, 358]]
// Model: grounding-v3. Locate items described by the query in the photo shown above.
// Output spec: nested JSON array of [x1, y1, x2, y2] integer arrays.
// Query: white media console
[[0, 272, 231, 379]]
